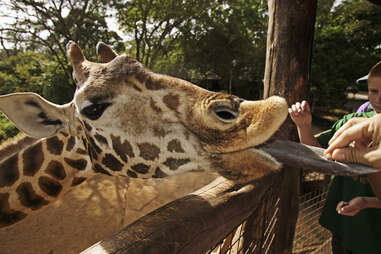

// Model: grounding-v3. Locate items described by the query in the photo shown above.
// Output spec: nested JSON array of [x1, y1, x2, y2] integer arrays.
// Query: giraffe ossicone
[[0, 41, 288, 228]]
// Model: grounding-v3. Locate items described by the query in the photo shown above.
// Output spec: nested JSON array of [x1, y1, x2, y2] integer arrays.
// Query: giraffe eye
[[81, 103, 111, 120], [213, 106, 238, 123]]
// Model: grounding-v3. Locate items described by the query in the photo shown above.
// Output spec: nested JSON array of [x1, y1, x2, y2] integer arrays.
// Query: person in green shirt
[[289, 61, 381, 254], [325, 114, 381, 215]]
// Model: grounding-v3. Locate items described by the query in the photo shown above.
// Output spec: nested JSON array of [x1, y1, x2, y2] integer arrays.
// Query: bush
[[0, 113, 19, 143]]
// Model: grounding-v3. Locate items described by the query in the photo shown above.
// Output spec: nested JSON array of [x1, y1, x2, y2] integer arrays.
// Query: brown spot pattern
[[60, 132, 69, 137], [76, 148, 87, 155], [145, 77, 164, 90], [71, 177, 87, 186], [38, 176, 62, 197], [23, 142, 44, 177], [16, 182, 49, 210], [84, 121, 93, 132], [89, 136, 102, 154], [82, 137, 88, 149], [95, 133, 108, 145], [164, 158, 190, 170], [134, 71, 148, 84], [46, 136, 64, 155], [64, 158, 88, 171], [131, 163, 150, 174], [167, 139, 185, 153], [0, 154, 19, 187], [66, 136, 76, 152], [93, 163, 112, 176], [0, 193, 27, 227], [150, 98, 162, 114], [45, 160, 66, 180], [111, 135, 134, 162], [152, 167, 168, 178], [102, 154, 123, 171], [127, 170, 138, 178], [153, 126, 167, 138], [133, 84, 142, 92], [89, 146, 98, 161], [163, 94, 180, 112], [137, 143, 160, 161]]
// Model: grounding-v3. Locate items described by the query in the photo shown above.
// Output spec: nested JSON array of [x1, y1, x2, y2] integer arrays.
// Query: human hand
[[336, 197, 367, 216], [325, 114, 381, 169], [288, 101, 312, 128]]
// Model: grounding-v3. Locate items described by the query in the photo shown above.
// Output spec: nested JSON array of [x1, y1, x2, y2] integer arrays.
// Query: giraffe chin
[[217, 147, 282, 184]]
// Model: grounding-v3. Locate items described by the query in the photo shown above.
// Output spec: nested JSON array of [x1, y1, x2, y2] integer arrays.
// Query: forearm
[[368, 171, 381, 201], [361, 197, 381, 209], [297, 126, 322, 148]]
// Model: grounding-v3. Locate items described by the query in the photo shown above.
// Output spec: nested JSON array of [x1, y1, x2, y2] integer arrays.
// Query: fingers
[[289, 101, 309, 114], [301, 100, 310, 113], [325, 118, 371, 155], [337, 202, 359, 216], [330, 145, 381, 169], [328, 117, 368, 147], [336, 201, 349, 213], [337, 197, 367, 216]]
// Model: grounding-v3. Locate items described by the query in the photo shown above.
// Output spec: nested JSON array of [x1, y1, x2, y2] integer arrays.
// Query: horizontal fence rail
[[82, 172, 283, 254]]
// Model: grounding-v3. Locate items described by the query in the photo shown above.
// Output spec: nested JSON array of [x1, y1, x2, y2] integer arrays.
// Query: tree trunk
[[261, 0, 317, 253]]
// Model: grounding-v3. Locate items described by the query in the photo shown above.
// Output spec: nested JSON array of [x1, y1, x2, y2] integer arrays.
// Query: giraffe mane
[[0, 134, 39, 162]]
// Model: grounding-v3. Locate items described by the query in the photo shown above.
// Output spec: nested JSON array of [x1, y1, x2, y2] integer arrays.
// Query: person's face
[[368, 77, 381, 113]]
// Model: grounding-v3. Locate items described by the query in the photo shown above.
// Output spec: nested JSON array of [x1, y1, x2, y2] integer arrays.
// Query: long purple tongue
[[260, 140, 379, 176]]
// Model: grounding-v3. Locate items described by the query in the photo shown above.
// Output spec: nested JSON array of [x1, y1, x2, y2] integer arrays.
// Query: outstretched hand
[[325, 114, 381, 169], [336, 197, 367, 216], [288, 100, 312, 128]]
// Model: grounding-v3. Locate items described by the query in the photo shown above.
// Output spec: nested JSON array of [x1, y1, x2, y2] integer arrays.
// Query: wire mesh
[[206, 177, 282, 254], [293, 172, 332, 254], [206, 171, 332, 254]]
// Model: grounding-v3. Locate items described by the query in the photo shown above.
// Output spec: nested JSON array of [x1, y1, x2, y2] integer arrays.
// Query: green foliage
[[0, 113, 18, 142], [0, 52, 47, 95], [113, 0, 220, 67], [0, 51, 74, 103], [0, 0, 381, 143], [174, 0, 268, 99], [125, 0, 268, 100], [311, 0, 381, 108]]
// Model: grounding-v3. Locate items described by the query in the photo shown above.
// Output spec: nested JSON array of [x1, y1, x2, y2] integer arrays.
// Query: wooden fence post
[[263, 0, 317, 253]]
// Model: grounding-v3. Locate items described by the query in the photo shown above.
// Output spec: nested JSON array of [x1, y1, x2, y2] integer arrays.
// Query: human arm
[[336, 196, 381, 216], [325, 114, 381, 200], [325, 114, 381, 169], [288, 100, 321, 147]]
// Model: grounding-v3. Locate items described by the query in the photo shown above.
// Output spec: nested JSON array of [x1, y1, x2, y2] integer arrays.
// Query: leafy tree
[[113, 0, 268, 99], [0, 52, 48, 95], [0, 113, 18, 143], [173, 0, 268, 99], [311, 0, 381, 109], [0, 0, 125, 104], [112, 0, 220, 67], [0, 51, 74, 141]]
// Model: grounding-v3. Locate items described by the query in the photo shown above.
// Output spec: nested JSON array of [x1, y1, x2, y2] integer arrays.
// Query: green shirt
[[317, 111, 381, 254]]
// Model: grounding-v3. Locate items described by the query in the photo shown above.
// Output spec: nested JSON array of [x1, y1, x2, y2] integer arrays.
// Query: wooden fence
[[82, 170, 289, 254]]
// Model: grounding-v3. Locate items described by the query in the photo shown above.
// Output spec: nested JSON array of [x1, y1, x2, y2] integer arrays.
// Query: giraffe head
[[0, 42, 288, 183]]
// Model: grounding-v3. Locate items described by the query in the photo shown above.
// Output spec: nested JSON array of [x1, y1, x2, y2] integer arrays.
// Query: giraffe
[[0, 41, 288, 229]]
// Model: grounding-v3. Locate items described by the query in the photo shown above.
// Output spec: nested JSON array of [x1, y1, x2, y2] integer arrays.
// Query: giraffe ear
[[0, 93, 72, 138], [96, 42, 118, 63]]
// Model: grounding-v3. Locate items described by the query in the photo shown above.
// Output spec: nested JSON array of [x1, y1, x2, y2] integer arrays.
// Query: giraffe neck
[[0, 132, 93, 228], [0, 134, 38, 162]]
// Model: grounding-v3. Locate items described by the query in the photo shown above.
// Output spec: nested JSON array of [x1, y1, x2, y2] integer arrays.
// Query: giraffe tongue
[[258, 140, 379, 176]]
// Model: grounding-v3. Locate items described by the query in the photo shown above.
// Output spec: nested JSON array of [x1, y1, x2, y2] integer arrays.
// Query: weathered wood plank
[[81, 173, 282, 254], [260, 140, 380, 176]]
